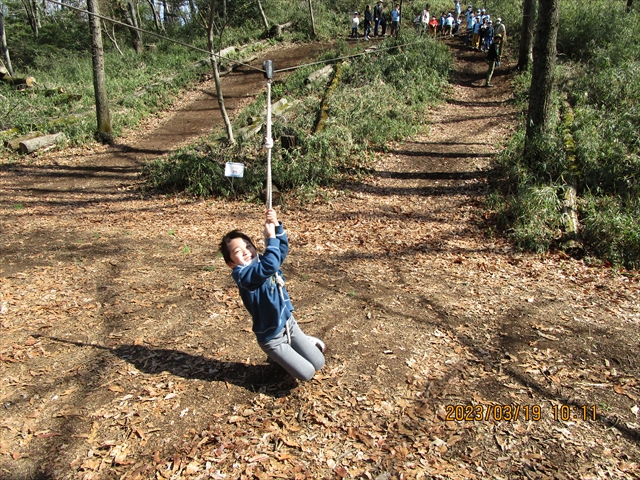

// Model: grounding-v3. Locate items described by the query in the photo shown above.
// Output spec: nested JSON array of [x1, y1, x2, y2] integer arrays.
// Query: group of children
[[350, 1, 503, 41], [350, 2, 402, 40], [465, 5, 506, 53], [413, 5, 459, 37], [461, 4, 507, 87]]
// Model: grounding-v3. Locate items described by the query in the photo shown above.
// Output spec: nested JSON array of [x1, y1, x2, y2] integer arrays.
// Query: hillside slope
[[1, 37, 639, 479]]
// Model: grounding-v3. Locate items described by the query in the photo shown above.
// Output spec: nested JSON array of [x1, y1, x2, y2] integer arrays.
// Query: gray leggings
[[258, 317, 325, 381]]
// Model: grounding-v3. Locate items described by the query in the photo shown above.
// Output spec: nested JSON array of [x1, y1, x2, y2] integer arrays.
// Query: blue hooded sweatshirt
[[231, 223, 294, 343]]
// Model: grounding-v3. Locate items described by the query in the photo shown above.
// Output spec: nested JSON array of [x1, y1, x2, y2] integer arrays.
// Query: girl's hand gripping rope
[[265, 208, 278, 226], [263, 208, 278, 243]]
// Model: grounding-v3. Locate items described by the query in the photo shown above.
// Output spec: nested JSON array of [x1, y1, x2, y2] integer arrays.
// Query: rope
[[264, 78, 273, 209]]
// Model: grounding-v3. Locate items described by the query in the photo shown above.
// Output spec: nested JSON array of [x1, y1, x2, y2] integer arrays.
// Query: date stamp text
[[445, 404, 597, 422]]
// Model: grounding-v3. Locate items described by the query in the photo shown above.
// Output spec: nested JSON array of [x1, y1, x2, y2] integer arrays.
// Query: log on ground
[[19, 132, 66, 154], [5, 131, 43, 151]]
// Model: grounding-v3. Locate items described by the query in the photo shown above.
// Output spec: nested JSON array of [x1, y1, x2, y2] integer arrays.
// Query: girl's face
[[227, 237, 257, 267]]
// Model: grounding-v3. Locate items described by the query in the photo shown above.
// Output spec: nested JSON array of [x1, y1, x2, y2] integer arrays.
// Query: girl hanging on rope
[[219, 209, 325, 382]]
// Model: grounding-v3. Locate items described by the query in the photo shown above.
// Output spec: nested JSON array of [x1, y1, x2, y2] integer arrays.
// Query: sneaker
[[307, 336, 326, 353], [486, 83, 493, 87]]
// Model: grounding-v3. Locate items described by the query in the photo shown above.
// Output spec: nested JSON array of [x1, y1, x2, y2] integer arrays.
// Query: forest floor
[[1, 37, 640, 480]]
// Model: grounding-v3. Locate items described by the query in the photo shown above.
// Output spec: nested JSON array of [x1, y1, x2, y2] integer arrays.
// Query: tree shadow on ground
[[34, 336, 297, 398], [385, 149, 495, 159], [399, 292, 640, 446], [446, 98, 511, 107], [377, 170, 486, 180]]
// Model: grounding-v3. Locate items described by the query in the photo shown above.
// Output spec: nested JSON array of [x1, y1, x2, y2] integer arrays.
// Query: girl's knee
[[312, 355, 325, 372], [293, 364, 317, 381]]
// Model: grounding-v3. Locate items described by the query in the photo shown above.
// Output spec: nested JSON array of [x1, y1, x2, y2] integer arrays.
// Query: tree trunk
[[32, 0, 41, 28], [125, 0, 144, 54], [146, 0, 164, 32], [307, 0, 316, 38], [207, 0, 235, 145], [0, 13, 14, 77], [627, 0, 633, 13], [87, 0, 113, 144], [524, 0, 560, 152], [305, 65, 333, 86], [314, 63, 341, 134], [270, 22, 292, 37], [162, 0, 169, 23], [256, 0, 269, 33], [187, 0, 196, 24], [21, 0, 39, 38], [517, 0, 536, 71]]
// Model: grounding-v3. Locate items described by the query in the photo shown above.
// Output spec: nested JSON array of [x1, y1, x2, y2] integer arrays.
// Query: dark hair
[[219, 230, 256, 264]]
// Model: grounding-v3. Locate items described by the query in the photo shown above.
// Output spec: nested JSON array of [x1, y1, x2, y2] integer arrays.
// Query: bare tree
[[0, 12, 14, 77], [102, 20, 124, 56], [87, 0, 113, 143], [524, 0, 560, 155], [307, 0, 316, 38], [207, 0, 235, 144], [31, 0, 40, 27], [517, 0, 536, 71], [20, 0, 39, 38], [256, 0, 269, 34], [162, 0, 170, 23], [123, 0, 144, 53], [146, 0, 164, 32]]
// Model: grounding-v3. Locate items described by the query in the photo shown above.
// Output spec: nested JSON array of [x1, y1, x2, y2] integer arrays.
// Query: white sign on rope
[[224, 162, 245, 178]]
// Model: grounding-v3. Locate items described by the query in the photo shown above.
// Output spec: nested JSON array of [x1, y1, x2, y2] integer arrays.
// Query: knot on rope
[[274, 272, 286, 288], [264, 137, 274, 149]]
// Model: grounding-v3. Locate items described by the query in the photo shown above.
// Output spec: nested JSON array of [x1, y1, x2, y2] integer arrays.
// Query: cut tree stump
[[19, 132, 66, 154], [1, 73, 36, 88], [270, 22, 292, 37], [281, 134, 297, 150]]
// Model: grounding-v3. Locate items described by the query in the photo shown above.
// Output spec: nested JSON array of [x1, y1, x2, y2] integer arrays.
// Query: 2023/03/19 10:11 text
[[445, 404, 597, 422]]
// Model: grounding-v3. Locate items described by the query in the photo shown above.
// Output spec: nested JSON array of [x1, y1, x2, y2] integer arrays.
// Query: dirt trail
[[2, 42, 328, 196], [1, 37, 639, 479]]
